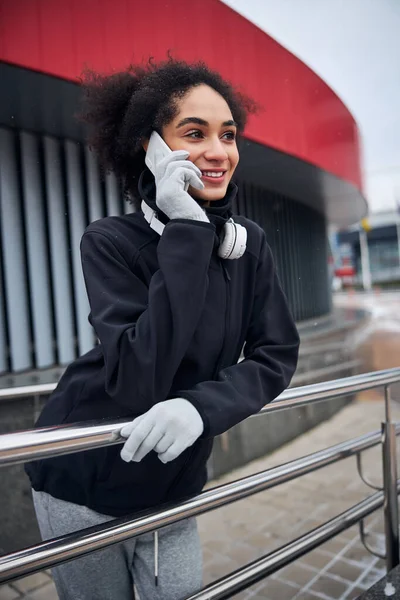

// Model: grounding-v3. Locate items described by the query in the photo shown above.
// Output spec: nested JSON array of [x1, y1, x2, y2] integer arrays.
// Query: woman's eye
[[186, 130, 204, 139], [184, 130, 236, 141], [222, 131, 236, 141]]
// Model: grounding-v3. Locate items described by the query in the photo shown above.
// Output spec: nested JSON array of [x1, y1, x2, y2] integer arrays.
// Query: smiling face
[[160, 84, 240, 202]]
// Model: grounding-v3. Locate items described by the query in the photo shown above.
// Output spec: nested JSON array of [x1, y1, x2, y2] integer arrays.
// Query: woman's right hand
[[154, 150, 210, 222]]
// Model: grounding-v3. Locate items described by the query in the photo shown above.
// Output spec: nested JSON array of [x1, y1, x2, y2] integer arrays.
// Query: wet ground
[[335, 290, 400, 399]]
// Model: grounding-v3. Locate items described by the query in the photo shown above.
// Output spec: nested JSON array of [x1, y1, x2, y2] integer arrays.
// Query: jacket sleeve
[[179, 235, 300, 438], [80, 219, 216, 412]]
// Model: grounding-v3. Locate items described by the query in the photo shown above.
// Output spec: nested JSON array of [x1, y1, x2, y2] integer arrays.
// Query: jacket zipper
[[165, 261, 231, 501], [211, 260, 231, 379]]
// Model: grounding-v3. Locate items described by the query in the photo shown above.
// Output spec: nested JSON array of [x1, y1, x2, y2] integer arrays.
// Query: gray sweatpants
[[32, 490, 203, 600]]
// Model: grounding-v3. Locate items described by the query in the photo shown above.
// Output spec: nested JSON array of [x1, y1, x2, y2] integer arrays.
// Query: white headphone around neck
[[141, 201, 247, 260], [218, 218, 247, 260]]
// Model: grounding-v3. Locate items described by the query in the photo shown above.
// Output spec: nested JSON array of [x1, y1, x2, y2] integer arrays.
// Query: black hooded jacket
[[25, 172, 300, 517]]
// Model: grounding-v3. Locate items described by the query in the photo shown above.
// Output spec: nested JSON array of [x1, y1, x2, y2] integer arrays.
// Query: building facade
[[0, 0, 367, 382], [337, 210, 400, 287]]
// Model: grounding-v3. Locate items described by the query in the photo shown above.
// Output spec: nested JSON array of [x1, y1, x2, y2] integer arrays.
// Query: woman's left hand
[[120, 398, 204, 464]]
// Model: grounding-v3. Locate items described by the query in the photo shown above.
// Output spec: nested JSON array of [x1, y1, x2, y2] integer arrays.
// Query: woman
[[25, 58, 300, 600]]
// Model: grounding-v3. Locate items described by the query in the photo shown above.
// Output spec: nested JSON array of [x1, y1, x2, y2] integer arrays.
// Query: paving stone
[[326, 558, 367, 583], [319, 536, 349, 556], [276, 562, 319, 587], [0, 585, 21, 600], [358, 567, 386, 590], [346, 587, 366, 599], [371, 558, 386, 571], [202, 553, 243, 586], [203, 538, 230, 554], [253, 578, 299, 599], [341, 542, 376, 567], [309, 573, 350, 598], [226, 522, 254, 540], [369, 514, 385, 531], [12, 573, 51, 594], [228, 591, 254, 600], [244, 532, 273, 551], [202, 546, 215, 563], [227, 541, 261, 566], [294, 593, 327, 600], [27, 581, 58, 600], [300, 549, 337, 570]]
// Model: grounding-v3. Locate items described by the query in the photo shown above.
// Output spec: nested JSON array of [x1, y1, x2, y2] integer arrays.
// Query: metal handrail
[[187, 486, 396, 600], [1, 367, 399, 403], [1, 367, 400, 589], [0, 429, 389, 583], [0, 382, 56, 401], [259, 367, 400, 413], [1, 368, 400, 467]]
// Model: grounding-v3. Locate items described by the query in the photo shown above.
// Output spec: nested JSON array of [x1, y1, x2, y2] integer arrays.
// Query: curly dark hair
[[78, 57, 257, 208]]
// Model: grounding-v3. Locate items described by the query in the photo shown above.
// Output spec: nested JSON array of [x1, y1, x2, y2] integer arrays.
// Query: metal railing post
[[382, 384, 399, 571]]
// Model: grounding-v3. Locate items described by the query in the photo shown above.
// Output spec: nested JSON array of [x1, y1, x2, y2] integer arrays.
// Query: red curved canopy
[[0, 0, 363, 192]]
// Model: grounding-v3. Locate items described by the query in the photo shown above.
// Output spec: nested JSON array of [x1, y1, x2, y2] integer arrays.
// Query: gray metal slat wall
[[105, 172, 121, 217], [236, 181, 330, 322], [64, 139, 94, 357], [0, 243, 7, 374], [0, 127, 129, 375], [85, 146, 105, 224], [0, 128, 32, 372], [20, 132, 55, 368], [43, 136, 76, 366]]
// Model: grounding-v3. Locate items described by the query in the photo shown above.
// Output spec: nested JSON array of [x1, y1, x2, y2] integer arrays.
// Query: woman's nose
[[204, 138, 228, 161]]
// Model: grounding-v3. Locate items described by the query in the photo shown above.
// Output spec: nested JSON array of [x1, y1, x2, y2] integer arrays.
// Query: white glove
[[120, 398, 204, 464], [154, 150, 209, 223]]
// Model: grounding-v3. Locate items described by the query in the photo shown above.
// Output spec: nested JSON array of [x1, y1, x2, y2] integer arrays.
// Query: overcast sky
[[222, 0, 400, 214]]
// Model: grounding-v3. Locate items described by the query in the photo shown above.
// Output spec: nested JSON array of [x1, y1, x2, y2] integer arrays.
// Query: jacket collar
[[138, 169, 237, 233]]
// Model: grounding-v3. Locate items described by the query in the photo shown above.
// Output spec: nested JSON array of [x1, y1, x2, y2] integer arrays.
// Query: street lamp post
[[359, 228, 372, 291]]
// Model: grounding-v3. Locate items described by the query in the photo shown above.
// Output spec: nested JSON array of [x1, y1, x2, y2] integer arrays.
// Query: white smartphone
[[145, 131, 189, 191]]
